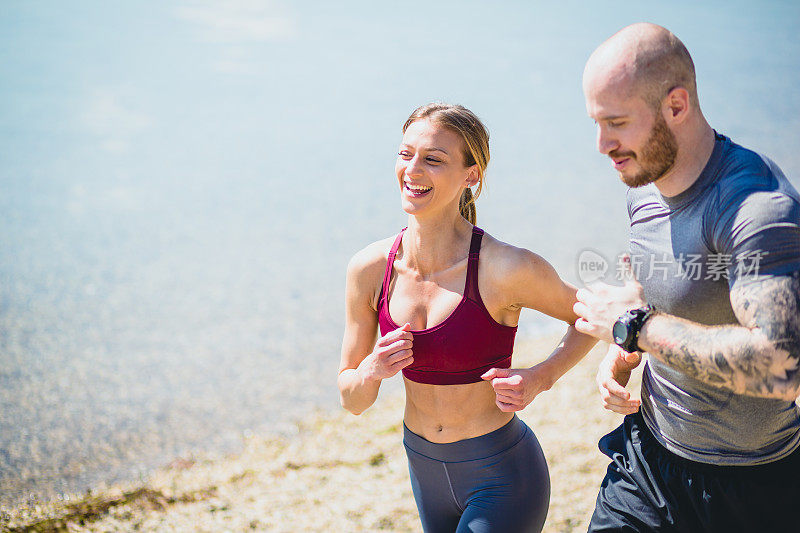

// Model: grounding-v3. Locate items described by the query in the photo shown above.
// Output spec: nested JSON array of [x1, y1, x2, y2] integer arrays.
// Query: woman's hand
[[358, 323, 414, 382], [481, 365, 554, 412]]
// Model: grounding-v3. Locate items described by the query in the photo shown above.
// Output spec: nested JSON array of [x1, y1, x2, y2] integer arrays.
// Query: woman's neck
[[403, 212, 474, 278]]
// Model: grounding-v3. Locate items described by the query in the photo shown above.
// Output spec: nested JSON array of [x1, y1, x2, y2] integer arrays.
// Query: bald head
[[584, 23, 698, 110]]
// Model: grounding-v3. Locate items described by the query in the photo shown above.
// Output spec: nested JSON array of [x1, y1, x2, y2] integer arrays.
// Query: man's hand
[[597, 344, 642, 414], [573, 255, 647, 343], [481, 365, 553, 412]]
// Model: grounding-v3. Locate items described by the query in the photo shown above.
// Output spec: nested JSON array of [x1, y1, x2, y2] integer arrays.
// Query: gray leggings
[[403, 416, 550, 533]]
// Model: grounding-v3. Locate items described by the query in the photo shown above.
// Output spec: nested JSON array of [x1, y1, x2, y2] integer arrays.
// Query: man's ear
[[663, 86, 690, 124]]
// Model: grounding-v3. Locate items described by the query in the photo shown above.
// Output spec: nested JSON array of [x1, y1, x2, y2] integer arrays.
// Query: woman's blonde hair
[[402, 103, 489, 225]]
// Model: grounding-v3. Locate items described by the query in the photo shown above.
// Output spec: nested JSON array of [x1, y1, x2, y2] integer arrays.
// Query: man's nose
[[597, 127, 619, 155]]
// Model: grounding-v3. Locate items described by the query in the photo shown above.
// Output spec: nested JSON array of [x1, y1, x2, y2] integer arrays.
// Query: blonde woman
[[338, 103, 596, 532]]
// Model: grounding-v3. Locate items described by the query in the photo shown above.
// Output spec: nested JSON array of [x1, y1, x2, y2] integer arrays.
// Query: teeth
[[406, 183, 432, 192]]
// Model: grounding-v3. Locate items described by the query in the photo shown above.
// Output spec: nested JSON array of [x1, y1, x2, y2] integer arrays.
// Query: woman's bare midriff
[[403, 378, 514, 443]]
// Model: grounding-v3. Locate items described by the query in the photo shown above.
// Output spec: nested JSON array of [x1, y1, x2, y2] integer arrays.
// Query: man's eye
[[608, 121, 624, 128]]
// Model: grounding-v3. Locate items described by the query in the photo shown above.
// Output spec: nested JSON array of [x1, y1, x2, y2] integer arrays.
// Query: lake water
[[1, 0, 798, 505]]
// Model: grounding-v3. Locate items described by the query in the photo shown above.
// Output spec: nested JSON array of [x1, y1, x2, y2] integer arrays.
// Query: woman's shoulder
[[347, 235, 396, 277], [479, 230, 551, 280], [478, 230, 565, 310], [345, 234, 399, 311]]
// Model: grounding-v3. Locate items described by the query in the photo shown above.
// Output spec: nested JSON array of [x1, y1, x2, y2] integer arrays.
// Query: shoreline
[[1, 336, 632, 532]]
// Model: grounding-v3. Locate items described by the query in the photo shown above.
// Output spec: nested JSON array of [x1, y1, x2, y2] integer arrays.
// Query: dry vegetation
[[2, 337, 640, 532]]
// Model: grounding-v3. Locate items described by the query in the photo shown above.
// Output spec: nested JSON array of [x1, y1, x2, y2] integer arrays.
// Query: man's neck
[[654, 122, 716, 198]]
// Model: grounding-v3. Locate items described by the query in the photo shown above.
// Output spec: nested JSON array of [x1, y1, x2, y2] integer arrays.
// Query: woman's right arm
[[338, 246, 414, 415]]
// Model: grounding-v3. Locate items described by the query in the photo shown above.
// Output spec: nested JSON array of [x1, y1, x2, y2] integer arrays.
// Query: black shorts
[[588, 412, 800, 533]]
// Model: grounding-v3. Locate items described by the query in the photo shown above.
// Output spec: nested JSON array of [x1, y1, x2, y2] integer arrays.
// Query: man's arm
[[638, 270, 800, 401], [576, 179, 800, 402]]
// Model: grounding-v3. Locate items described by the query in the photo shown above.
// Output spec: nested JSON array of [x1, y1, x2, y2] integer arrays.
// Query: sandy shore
[[2, 336, 639, 532]]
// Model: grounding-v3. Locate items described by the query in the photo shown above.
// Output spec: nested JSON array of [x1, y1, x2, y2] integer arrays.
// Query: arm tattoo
[[639, 270, 800, 401]]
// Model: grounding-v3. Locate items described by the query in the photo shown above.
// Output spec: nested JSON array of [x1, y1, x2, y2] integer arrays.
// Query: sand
[[1, 336, 639, 532]]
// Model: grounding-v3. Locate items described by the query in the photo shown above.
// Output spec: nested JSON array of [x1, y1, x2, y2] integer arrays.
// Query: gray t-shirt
[[629, 132, 800, 465]]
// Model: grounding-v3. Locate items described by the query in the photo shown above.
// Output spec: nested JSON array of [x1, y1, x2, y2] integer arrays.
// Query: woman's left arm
[[481, 247, 598, 412]]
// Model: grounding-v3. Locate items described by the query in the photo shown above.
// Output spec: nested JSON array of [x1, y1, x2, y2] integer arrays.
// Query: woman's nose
[[405, 155, 424, 177]]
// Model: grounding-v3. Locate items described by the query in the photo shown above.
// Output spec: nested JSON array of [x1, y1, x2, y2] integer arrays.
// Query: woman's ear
[[465, 165, 480, 187]]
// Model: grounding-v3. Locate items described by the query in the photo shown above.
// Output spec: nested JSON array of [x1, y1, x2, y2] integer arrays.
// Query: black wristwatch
[[612, 305, 655, 353]]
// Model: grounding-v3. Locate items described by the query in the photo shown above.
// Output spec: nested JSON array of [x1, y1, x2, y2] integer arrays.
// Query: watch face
[[612, 320, 628, 344]]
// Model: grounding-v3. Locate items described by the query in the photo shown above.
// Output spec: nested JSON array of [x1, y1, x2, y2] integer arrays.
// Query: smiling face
[[395, 119, 478, 218]]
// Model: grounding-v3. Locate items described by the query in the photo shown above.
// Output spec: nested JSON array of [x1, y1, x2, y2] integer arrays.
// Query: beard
[[611, 113, 678, 188]]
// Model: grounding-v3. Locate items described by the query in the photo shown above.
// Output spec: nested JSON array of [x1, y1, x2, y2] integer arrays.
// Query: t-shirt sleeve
[[626, 188, 634, 220], [709, 189, 800, 288]]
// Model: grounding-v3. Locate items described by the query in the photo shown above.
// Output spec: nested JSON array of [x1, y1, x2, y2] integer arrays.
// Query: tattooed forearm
[[638, 270, 800, 401]]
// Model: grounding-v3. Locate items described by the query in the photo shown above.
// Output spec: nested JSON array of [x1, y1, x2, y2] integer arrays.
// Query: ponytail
[[459, 188, 476, 225]]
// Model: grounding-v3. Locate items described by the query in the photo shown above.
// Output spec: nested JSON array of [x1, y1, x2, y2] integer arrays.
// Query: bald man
[[575, 23, 800, 532]]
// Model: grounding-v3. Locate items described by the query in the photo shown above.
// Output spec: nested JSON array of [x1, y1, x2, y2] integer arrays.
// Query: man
[[574, 23, 800, 532]]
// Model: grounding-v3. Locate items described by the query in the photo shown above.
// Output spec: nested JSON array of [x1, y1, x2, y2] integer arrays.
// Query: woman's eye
[[398, 151, 412, 158], [608, 121, 624, 128], [426, 157, 441, 163]]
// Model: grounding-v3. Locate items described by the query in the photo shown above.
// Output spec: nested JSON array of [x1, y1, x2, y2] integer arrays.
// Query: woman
[[338, 103, 596, 532]]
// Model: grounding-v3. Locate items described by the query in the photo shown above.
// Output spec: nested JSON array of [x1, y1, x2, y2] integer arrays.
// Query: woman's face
[[395, 119, 478, 218]]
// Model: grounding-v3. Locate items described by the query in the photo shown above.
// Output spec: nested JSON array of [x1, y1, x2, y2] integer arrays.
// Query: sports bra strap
[[465, 227, 484, 300], [380, 228, 406, 304]]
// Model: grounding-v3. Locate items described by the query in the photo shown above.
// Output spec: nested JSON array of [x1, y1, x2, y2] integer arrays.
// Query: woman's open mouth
[[405, 182, 433, 197]]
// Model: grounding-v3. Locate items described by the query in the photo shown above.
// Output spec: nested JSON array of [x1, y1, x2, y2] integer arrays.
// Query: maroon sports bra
[[377, 226, 518, 385]]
